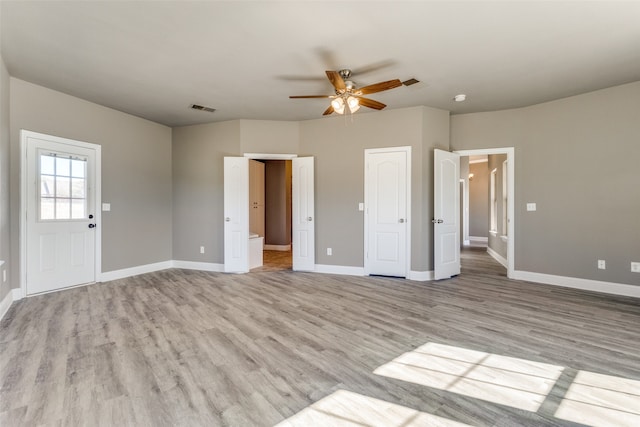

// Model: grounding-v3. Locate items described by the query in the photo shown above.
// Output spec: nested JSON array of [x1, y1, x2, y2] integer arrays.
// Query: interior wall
[[0, 53, 11, 301], [459, 157, 469, 244], [451, 81, 640, 286], [469, 162, 489, 238], [264, 160, 291, 246], [9, 78, 173, 276], [172, 120, 241, 263]]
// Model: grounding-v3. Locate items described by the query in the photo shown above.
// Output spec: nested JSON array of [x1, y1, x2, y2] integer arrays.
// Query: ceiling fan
[[289, 69, 402, 116]]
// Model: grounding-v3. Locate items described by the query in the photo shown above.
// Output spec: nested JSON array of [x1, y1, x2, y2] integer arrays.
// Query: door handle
[[88, 223, 96, 229], [399, 218, 405, 223], [225, 217, 230, 222], [307, 217, 313, 221], [431, 219, 444, 224]]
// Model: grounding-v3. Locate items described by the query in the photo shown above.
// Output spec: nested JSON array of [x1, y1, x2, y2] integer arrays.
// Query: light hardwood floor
[[1, 248, 639, 426]]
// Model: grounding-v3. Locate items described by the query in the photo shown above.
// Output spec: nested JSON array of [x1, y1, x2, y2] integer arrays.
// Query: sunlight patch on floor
[[554, 370, 640, 427], [373, 342, 564, 412], [274, 389, 473, 427]]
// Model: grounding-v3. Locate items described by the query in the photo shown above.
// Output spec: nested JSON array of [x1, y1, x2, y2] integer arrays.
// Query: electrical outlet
[[631, 262, 640, 273], [597, 260, 606, 270], [200, 246, 205, 254], [327, 248, 332, 256], [526, 203, 537, 211]]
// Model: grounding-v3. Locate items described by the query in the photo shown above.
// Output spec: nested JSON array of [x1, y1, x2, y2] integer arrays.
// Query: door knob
[[88, 223, 96, 229], [431, 219, 444, 224], [225, 217, 230, 222], [307, 217, 313, 221], [399, 218, 405, 223]]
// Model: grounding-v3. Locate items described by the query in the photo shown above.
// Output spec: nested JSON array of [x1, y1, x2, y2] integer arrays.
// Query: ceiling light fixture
[[453, 94, 467, 102], [331, 97, 345, 114]]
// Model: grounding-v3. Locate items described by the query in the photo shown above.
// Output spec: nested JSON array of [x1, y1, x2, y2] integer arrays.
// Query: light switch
[[526, 203, 536, 211], [358, 203, 364, 211], [102, 203, 111, 211]]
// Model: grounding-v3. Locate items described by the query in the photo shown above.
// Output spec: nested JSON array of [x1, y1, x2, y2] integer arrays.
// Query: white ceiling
[[2, 1, 639, 127]]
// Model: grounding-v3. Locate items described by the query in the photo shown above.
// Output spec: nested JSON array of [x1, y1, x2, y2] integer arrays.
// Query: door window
[[39, 151, 87, 220]]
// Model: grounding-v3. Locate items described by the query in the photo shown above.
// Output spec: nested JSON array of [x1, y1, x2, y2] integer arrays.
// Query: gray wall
[[469, 162, 489, 238], [0, 53, 10, 302], [487, 154, 507, 259], [264, 160, 291, 246], [9, 79, 172, 279], [451, 81, 640, 285]]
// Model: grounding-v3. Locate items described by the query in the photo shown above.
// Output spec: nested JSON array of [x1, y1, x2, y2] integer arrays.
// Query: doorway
[[456, 148, 515, 278], [20, 130, 101, 296]]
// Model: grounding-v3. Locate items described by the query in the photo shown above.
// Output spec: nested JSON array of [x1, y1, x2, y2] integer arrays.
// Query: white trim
[[264, 244, 291, 251], [100, 261, 173, 282], [0, 289, 15, 321], [20, 130, 102, 297], [469, 236, 488, 243], [244, 153, 297, 160], [455, 147, 515, 279], [315, 264, 364, 276], [364, 146, 412, 278], [172, 260, 225, 272], [513, 270, 640, 299], [500, 235, 508, 242], [487, 247, 508, 269], [463, 239, 471, 246], [469, 158, 488, 164], [407, 270, 434, 281]]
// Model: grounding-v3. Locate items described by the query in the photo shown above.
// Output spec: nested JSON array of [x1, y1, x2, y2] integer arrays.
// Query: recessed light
[[453, 94, 466, 102]]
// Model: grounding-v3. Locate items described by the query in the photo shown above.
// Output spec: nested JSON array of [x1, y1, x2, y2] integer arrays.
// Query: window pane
[[56, 198, 71, 219], [41, 175, 55, 197], [41, 155, 55, 175], [56, 157, 71, 177], [71, 178, 86, 198], [56, 176, 71, 197], [71, 159, 86, 178], [71, 199, 86, 219], [41, 198, 55, 220]]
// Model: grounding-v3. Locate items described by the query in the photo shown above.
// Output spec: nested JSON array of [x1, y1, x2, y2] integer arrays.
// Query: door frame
[[364, 146, 412, 278], [455, 147, 515, 278], [19, 130, 102, 298], [223, 153, 314, 272]]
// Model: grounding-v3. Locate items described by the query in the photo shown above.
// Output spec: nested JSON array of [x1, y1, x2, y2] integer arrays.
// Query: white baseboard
[[487, 247, 508, 269], [408, 270, 434, 281], [172, 260, 225, 272], [463, 239, 471, 246], [263, 244, 291, 251], [315, 264, 365, 276], [513, 270, 640, 299], [0, 289, 13, 321], [469, 236, 488, 243], [100, 260, 173, 282]]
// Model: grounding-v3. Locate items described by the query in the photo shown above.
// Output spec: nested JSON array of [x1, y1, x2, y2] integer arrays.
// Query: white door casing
[[292, 157, 315, 271], [364, 147, 411, 278], [224, 157, 250, 273], [22, 131, 101, 295], [434, 149, 461, 280]]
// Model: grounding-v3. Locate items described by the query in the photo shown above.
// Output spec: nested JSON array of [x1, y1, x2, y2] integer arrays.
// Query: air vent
[[402, 78, 420, 86], [190, 104, 216, 113]]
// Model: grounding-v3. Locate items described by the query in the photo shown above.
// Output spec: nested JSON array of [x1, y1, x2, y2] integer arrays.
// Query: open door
[[224, 157, 249, 273], [292, 157, 315, 271], [434, 149, 460, 279]]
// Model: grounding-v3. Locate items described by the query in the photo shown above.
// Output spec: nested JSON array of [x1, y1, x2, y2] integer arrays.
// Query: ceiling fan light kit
[[289, 68, 403, 116]]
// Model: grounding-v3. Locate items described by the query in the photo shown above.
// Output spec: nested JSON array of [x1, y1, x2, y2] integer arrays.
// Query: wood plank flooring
[[1, 248, 639, 426]]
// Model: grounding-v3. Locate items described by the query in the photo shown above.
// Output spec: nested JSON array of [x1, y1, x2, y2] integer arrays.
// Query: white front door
[[365, 147, 410, 278], [434, 149, 461, 280], [24, 131, 99, 295], [292, 157, 315, 271], [224, 157, 250, 273]]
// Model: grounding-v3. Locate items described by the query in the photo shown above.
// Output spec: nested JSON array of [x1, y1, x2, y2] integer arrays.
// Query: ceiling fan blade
[[322, 105, 334, 116], [358, 97, 386, 110], [357, 79, 403, 95], [326, 70, 346, 92], [289, 95, 332, 99]]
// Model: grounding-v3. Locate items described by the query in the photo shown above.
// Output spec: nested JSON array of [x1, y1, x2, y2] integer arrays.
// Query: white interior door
[[434, 149, 460, 280], [224, 157, 249, 273], [25, 132, 98, 295], [292, 157, 315, 271], [365, 147, 410, 278]]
